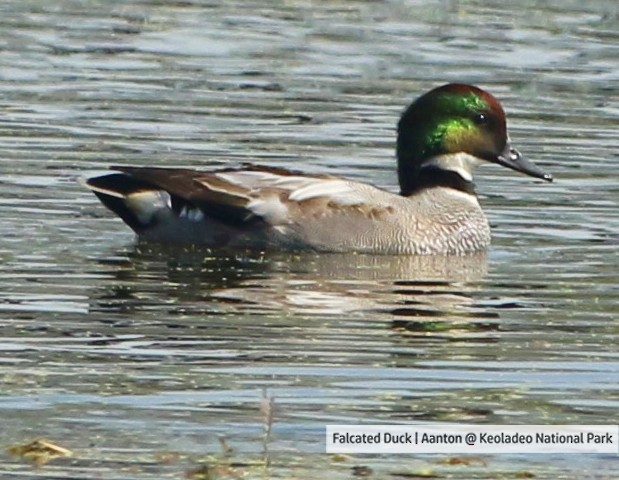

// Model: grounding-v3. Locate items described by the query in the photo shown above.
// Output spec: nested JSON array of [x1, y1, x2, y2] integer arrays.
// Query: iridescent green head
[[397, 84, 552, 195]]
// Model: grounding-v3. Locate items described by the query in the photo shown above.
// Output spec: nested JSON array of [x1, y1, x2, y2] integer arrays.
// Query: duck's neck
[[398, 152, 479, 197]]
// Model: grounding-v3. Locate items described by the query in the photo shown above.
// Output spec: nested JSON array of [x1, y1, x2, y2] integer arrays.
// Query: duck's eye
[[473, 113, 488, 125]]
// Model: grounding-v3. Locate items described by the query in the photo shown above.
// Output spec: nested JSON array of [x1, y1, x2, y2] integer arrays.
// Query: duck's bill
[[496, 143, 553, 182]]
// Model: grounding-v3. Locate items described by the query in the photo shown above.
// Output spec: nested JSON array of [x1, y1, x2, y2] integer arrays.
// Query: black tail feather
[[86, 174, 157, 233]]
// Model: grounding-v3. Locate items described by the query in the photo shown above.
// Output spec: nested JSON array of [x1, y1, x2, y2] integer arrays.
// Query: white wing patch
[[215, 171, 281, 189], [246, 196, 289, 224], [288, 180, 362, 205], [214, 170, 368, 224], [215, 170, 364, 203], [215, 171, 322, 191]]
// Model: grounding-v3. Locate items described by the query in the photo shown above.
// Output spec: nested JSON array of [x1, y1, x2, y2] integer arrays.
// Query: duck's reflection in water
[[94, 245, 489, 331]]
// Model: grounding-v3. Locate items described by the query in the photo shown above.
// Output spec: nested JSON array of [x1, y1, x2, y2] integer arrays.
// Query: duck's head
[[396, 83, 552, 196]]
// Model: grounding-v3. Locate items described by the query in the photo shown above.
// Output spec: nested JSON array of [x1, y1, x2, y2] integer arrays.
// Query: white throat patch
[[421, 152, 482, 182]]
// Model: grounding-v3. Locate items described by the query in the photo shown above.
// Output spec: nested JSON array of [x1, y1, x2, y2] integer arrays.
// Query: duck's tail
[[84, 173, 174, 234]]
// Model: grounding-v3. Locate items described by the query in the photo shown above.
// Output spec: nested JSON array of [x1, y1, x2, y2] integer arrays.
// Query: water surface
[[0, 0, 618, 478]]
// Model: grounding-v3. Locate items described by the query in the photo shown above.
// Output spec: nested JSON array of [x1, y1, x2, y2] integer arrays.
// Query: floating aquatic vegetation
[[6, 438, 72, 467]]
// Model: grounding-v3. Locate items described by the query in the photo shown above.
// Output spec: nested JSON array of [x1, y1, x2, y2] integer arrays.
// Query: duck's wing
[[85, 165, 394, 234]]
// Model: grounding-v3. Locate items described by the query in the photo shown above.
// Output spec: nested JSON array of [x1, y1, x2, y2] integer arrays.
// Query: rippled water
[[0, 0, 618, 478]]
